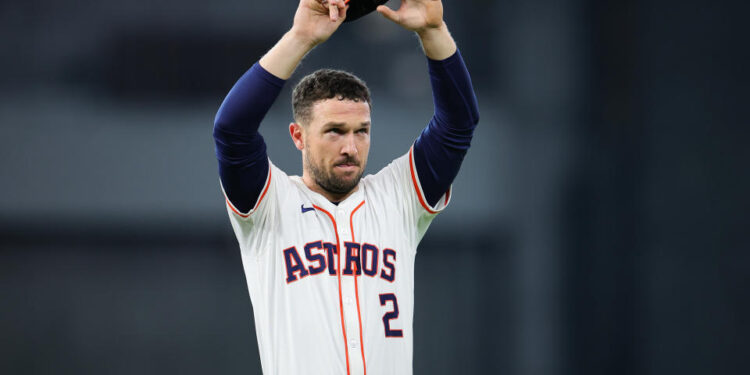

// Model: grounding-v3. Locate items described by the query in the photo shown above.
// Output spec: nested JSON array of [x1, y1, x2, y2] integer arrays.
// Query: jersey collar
[[290, 176, 365, 213]]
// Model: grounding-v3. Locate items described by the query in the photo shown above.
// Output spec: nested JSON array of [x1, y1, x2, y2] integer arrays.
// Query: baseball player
[[213, 0, 479, 373]]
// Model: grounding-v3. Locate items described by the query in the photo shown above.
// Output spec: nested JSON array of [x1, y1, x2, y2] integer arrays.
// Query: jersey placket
[[336, 206, 365, 375]]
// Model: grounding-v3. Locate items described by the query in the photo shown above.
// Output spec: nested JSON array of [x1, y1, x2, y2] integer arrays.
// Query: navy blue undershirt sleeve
[[213, 62, 286, 213], [413, 49, 480, 207]]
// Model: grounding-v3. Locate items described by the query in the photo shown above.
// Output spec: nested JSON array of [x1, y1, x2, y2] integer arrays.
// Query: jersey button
[[349, 339, 359, 349], [345, 297, 354, 305]]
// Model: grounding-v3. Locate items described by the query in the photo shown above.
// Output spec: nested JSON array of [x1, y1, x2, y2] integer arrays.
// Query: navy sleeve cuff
[[252, 62, 287, 89], [426, 49, 462, 67]]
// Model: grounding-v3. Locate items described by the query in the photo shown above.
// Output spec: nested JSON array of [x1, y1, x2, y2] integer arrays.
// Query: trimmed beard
[[305, 150, 364, 196]]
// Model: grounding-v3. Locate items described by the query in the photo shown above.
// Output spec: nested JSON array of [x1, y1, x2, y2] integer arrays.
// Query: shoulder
[[363, 148, 451, 216], [360, 152, 412, 205], [363, 152, 411, 185]]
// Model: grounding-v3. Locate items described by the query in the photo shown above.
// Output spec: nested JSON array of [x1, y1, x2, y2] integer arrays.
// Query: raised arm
[[377, 0, 480, 207], [214, 0, 348, 213]]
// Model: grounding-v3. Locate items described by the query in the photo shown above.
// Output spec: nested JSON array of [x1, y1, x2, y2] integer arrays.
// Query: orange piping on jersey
[[408, 147, 441, 214], [349, 200, 367, 374], [313, 204, 351, 375], [226, 166, 272, 218], [349, 201, 365, 240]]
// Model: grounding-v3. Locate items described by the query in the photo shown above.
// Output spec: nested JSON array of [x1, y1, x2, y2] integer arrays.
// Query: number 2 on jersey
[[379, 293, 403, 337]]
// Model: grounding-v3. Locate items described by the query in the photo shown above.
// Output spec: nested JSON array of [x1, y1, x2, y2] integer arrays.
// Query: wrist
[[417, 23, 457, 61], [416, 22, 448, 41], [287, 28, 321, 50]]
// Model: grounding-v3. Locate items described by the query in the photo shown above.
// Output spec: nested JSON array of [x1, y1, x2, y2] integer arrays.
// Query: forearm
[[426, 48, 479, 127], [416, 23, 457, 61], [214, 63, 285, 134], [259, 30, 318, 80]]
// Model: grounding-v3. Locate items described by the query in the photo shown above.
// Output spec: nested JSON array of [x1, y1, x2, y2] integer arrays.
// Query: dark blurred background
[[1, 0, 748, 374]]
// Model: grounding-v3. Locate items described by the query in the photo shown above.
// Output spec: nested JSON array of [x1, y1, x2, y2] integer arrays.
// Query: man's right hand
[[292, 0, 348, 47], [259, 0, 348, 80]]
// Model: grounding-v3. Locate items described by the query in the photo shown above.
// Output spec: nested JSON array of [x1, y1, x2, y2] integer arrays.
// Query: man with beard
[[213, 0, 479, 374]]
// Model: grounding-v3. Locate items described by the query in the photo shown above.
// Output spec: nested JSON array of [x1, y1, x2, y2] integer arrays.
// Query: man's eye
[[327, 129, 342, 134]]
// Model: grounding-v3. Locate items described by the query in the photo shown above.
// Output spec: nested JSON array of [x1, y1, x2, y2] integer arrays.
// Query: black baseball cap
[[343, 0, 390, 23]]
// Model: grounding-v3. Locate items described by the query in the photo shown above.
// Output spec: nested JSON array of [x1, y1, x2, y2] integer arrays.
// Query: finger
[[339, 6, 347, 21], [376, 5, 399, 23], [329, 1, 339, 22], [337, 0, 348, 20]]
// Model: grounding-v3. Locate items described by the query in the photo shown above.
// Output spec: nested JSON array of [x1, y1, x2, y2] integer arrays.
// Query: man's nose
[[341, 134, 358, 156]]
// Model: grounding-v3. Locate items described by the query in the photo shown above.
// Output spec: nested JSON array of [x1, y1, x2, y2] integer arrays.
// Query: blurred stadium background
[[1, 0, 747, 374]]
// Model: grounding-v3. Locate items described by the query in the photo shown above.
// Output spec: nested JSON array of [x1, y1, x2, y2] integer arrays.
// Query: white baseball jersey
[[223, 146, 451, 375]]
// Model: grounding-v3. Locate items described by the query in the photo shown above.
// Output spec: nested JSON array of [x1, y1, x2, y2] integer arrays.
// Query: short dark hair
[[292, 69, 371, 126]]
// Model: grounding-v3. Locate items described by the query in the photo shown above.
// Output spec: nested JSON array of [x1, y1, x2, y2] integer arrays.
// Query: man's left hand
[[376, 0, 444, 34]]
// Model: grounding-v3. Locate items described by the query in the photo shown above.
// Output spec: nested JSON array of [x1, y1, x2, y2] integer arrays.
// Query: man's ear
[[289, 122, 305, 151]]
